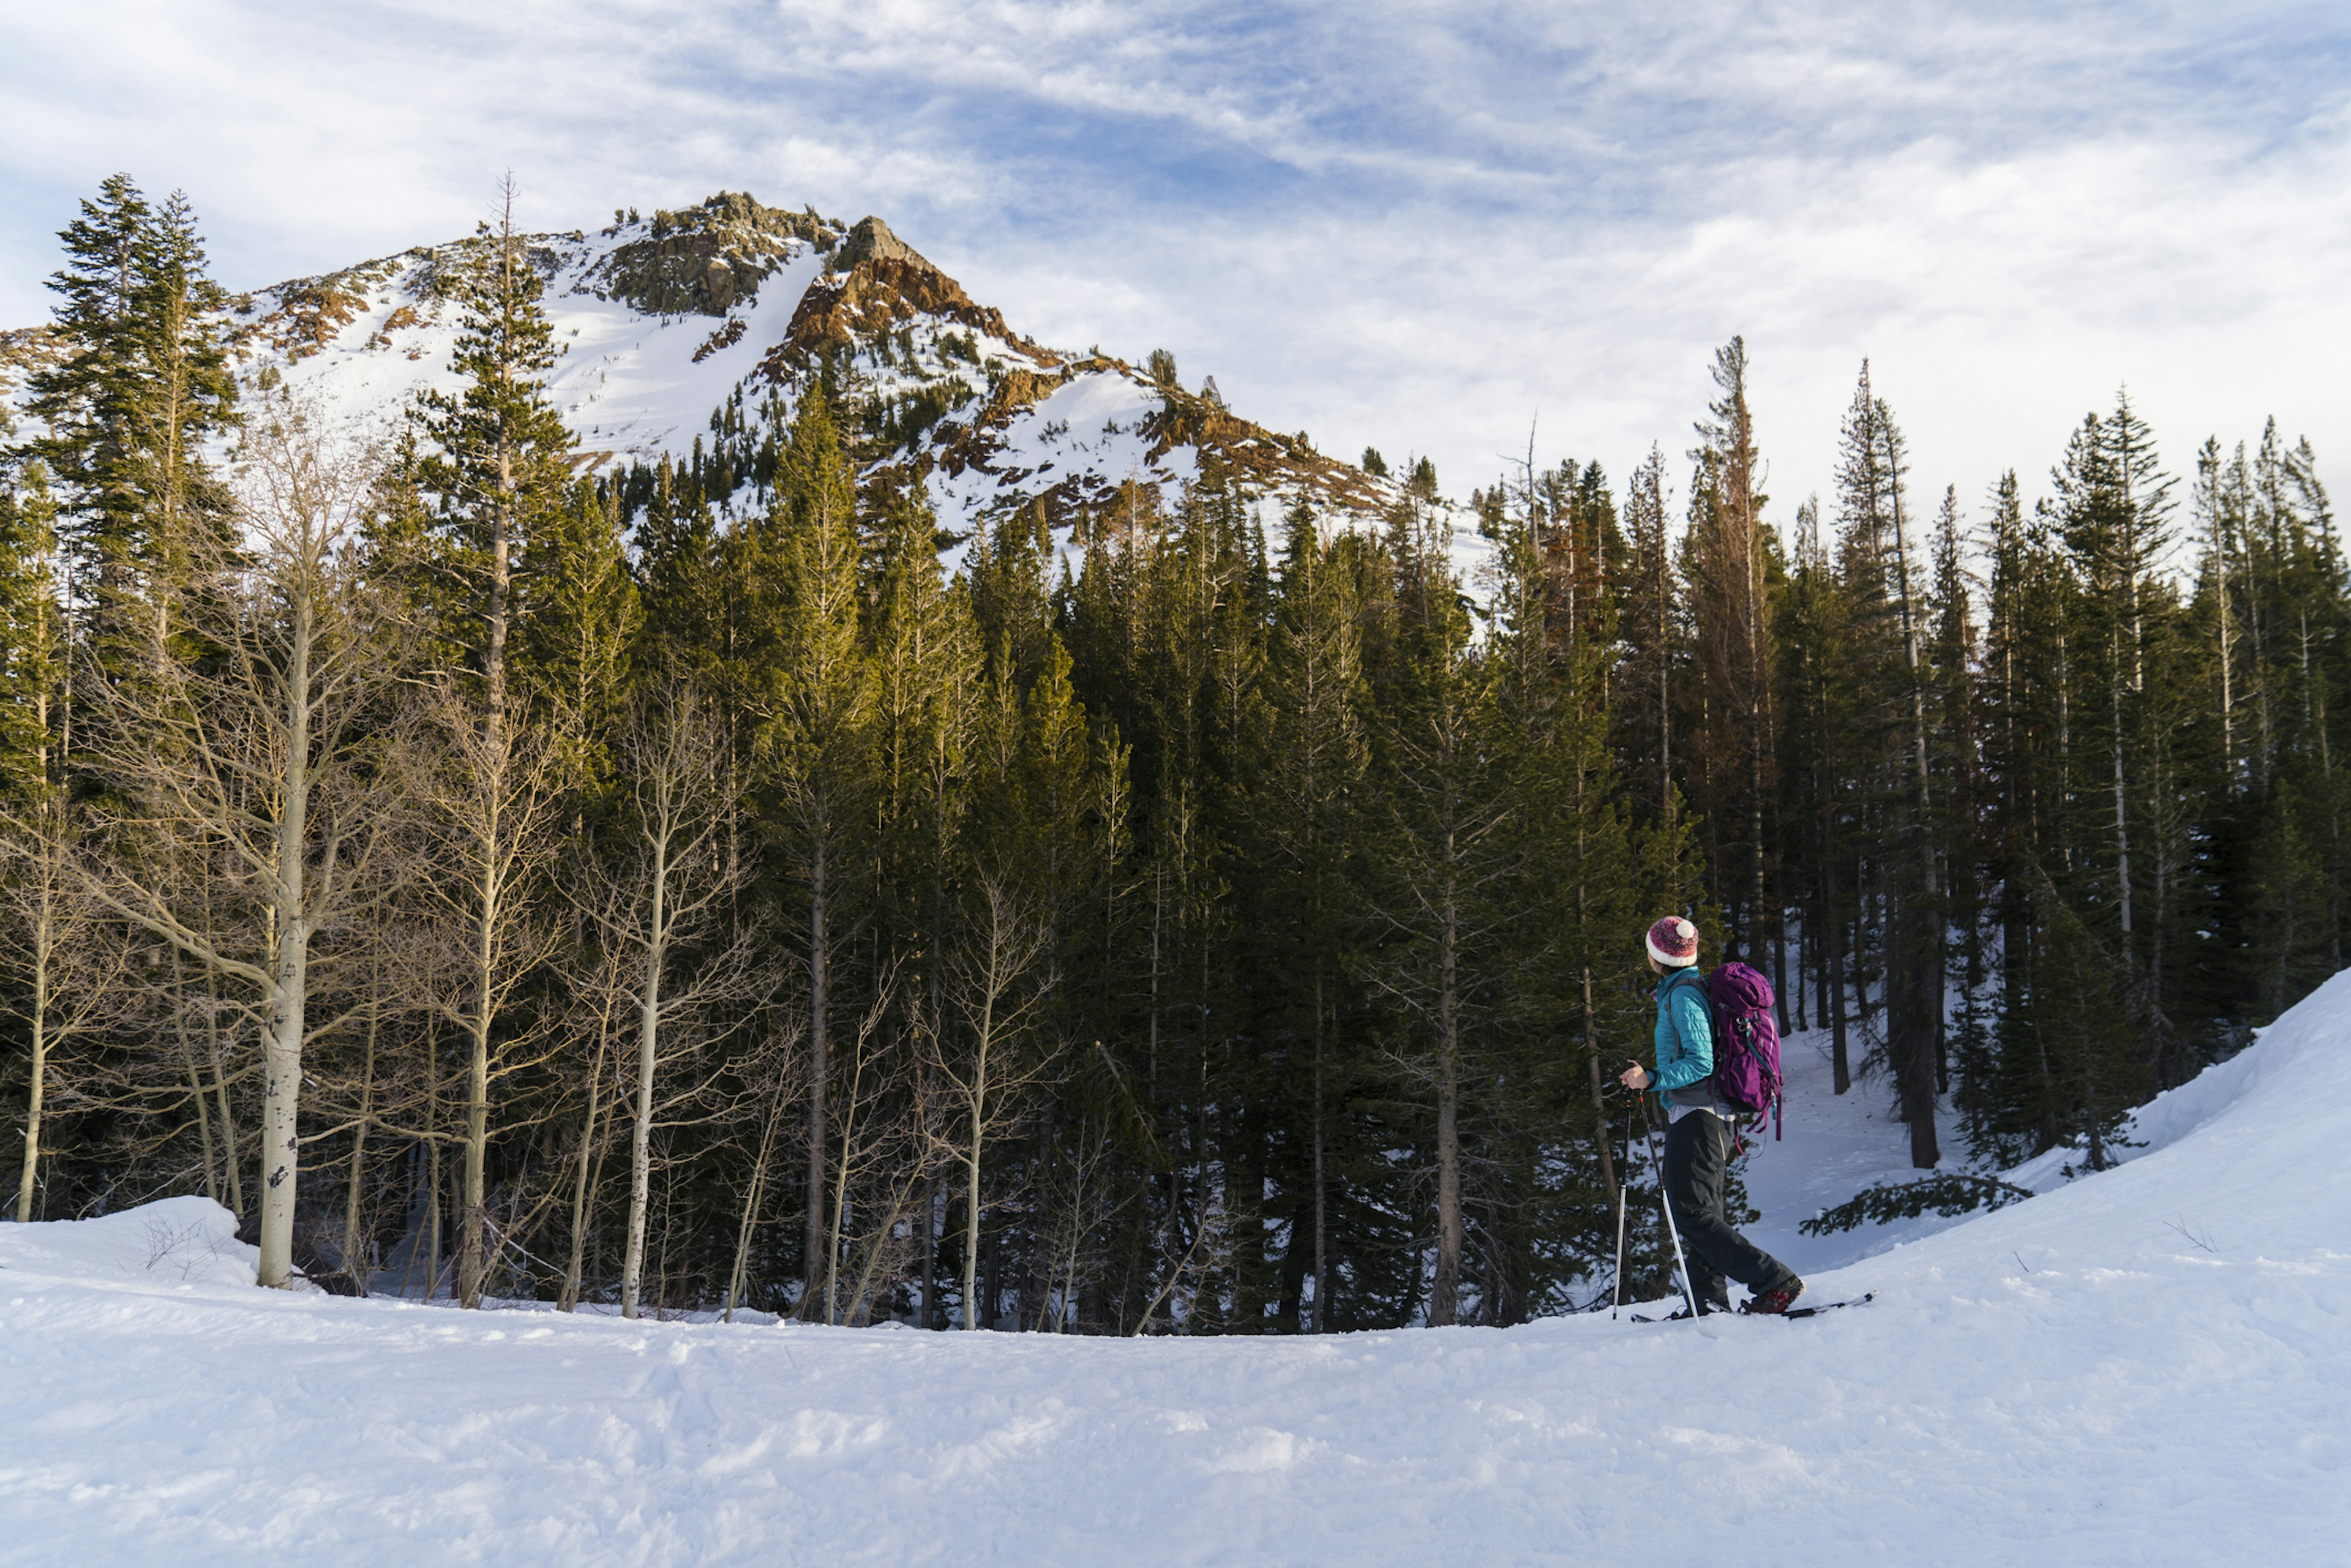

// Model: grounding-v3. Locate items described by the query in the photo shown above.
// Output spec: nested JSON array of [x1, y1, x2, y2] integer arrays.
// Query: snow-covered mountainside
[[6, 974, 2346, 1562], [204, 190, 1393, 540]]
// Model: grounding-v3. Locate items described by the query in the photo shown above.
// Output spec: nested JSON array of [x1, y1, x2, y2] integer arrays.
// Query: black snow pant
[[1662, 1109, 1798, 1314]]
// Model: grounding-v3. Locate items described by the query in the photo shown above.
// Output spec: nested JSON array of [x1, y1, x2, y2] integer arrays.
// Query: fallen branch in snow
[[1801, 1172, 2038, 1236], [140, 1217, 220, 1281], [2164, 1216, 2219, 1254]]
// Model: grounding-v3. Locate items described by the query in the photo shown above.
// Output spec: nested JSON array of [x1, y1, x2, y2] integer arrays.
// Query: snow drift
[[4, 974, 2349, 1564]]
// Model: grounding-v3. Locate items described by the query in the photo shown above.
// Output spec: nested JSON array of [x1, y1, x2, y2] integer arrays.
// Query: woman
[[1618, 915, 1805, 1316]]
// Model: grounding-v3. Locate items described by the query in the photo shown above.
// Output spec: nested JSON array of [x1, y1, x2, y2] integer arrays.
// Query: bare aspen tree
[[410, 680, 566, 1308], [75, 403, 399, 1288], [333, 947, 394, 1291], [928, 874, 1054, 1329], [721, 1012, 806, 1321], [1035, 1113, 1132, 1331], [1, 812, 129, 1221], [0, 467, 84, 1224], [544, 885, 724, 1315], [582, 689, 766, 1319], [818, 979, 926, 1325]]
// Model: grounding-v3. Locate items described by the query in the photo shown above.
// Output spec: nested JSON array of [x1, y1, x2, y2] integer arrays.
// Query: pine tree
[[1833, 364, 1940, 1165], [1615, 445, 1678, 825], [0, 468, 65, 804], [1930, 486, 1984, 1095], [22, 177, 237, 675], [1687, 337, 1775, 958], [1485, 462, 1644, 1317], [1776, 493, 1861, 1090], [23, 174, 153, 582], [521, 478, 642, 783], [2052, 392, 2177, 965], [1256, 500, 1368, 1329], [1361, 489, 1499, 1326], [758, 389, 874, 1317]]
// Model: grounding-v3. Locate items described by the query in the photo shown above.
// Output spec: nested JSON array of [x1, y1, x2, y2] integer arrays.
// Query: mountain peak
[[6, 189, 1410, 547], [591, 191, 841, 318], [835, 215, 934, 274]]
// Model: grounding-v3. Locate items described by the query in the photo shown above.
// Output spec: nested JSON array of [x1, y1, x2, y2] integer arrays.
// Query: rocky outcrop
[[830, 215, 933, 274], [764, 252, 1044, 380], [591, 192, 839, 318]]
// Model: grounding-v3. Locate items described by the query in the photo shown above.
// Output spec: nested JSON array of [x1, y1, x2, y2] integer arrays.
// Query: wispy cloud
[[4, 0, 2346, 523]]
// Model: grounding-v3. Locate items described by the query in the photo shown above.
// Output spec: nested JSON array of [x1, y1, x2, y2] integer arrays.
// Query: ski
[[1628, 1291, 1874, 1324]]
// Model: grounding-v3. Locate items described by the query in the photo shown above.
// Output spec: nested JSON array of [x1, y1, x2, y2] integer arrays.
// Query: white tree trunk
[[961, 1004, 991, 1330], [257, 599, 313, 1290], [621, 830, 667, 1321], [14, 966, 45, 1224]]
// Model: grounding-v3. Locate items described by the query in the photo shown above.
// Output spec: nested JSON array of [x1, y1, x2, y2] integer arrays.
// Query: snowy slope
[[0, 192, 1409, 557], [5, 978, 2348, 1562], [1737, 1022, 1969, 1275], [3, 191, 1494, 594], [241, 231, 835, 475]]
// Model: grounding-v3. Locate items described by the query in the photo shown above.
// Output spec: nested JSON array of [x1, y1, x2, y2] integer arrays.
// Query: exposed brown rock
[[762, 256, 1033, 382], [268, 283, 367, 358], [591, 191, 836, 319], [692, 318, 749, 364], [832, 215, 934, 273]]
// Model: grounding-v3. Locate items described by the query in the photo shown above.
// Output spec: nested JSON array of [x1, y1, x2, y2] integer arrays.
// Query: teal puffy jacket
[[1651, 968, 1715, 1093]]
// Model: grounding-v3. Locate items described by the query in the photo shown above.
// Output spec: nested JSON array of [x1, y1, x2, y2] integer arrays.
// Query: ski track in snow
[[6, 980, 2350, 1563]]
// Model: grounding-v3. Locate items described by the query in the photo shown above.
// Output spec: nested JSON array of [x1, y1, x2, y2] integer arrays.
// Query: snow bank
[[2, 981, 2349, 1564], [0, 1195, 255, 1289]]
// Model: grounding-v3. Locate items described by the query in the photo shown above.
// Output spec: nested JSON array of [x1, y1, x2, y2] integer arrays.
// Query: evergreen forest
[[3, 177, 2341, 1331]]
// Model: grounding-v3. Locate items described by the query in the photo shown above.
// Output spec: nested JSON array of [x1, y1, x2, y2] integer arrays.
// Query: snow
[[212, 219, 1259, 549], [11, 216, 1418, 581], [0, 1196, 255, 1291], [7, 978, 2351, 1562], [1738, 1023, 1969, 1275], [929, 369, 1179, 522], [246, 235, 831, 475]]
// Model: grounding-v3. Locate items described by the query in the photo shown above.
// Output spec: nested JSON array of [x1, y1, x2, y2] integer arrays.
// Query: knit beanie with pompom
[[1644, 915, 1699, 968]]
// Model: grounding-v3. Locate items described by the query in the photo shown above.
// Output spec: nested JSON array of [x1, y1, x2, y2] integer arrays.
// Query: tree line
[[1, 176, 2338, 1329]]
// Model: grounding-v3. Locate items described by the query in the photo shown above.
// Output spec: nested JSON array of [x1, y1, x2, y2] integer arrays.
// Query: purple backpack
[[1703, 962, 1783, 1138]]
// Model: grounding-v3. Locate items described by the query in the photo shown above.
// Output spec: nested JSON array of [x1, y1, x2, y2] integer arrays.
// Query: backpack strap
[[1660, 968, 1707, 1048], [1662, 967, 1707, 1003], [1662, 969, 1727, 1106]]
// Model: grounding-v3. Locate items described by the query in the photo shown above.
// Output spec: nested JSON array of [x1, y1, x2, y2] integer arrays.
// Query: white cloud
[[4, 0, 2346, 540]]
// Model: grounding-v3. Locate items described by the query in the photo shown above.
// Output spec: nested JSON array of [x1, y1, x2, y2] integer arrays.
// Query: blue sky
[[5, 0, 2348, 533]]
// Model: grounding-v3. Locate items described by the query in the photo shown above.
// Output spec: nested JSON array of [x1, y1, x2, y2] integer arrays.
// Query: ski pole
[[1610, 1182, 1629, 1319], [1641, 1104, 1700, 1321]]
